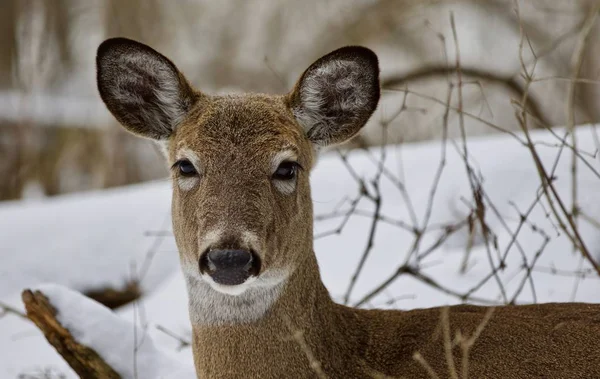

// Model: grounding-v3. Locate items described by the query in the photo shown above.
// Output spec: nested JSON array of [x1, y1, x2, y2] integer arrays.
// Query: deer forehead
[[169, 94, 314, 168]]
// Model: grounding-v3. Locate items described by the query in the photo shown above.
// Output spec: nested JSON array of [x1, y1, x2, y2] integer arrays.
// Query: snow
[[0, 181, 179, 299], [314, 125, 600, 307], [36, 284, 195, 379], [2, 124, 600, 377]]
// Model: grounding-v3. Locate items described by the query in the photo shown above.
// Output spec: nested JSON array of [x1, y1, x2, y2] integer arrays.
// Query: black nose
[[208, 249, 253, 271], [200, 249, 259, 286]]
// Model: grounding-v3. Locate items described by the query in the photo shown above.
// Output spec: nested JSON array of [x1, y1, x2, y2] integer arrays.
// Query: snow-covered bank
[[0, 181, 178, 298]]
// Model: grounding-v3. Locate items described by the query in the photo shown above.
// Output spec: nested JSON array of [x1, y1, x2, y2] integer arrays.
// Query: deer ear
[[97, 38, 197, 140], [287, 46, 380, 147]]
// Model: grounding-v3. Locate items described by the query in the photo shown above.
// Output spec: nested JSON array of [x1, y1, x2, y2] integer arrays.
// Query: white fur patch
[[270, 149, 298, 173], [197, 228, 224, 258], [177, 177, 198, 192], [271, 149, 299, 195], [181, 258, 289, 325], [241, 230, 261, 253], [273, 179, 297, 195], [175, 147, 202, 191], [176, 147, 201, 166], [201, 274, 258, 296]]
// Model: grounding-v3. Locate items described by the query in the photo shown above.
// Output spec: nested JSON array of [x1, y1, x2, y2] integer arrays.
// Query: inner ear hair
[[97, 37, 198, 141], [287, 46, 380, 147]]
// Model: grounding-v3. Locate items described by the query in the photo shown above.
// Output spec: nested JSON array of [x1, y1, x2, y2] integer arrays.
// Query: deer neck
[[187, 249, 367, 377]]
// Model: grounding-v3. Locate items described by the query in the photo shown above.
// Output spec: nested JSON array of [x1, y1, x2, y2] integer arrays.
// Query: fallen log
[[22, 289, 121, 379]]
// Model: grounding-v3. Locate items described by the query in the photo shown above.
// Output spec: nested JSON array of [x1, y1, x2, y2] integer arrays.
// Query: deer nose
[[200, 249, 260, 286]]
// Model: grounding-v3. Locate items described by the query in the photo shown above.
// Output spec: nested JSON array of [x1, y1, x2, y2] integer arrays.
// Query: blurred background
[[2, 0, 600, 201]]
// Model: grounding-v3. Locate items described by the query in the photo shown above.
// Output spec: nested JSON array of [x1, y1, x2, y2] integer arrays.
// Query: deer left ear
[[287, 46, 380, 147], [97, 37, 197, 141]]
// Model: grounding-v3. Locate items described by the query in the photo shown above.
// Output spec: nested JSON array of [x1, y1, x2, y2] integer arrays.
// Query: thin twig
[[565, 2, 600, 249], [0, 301, 27, 319]]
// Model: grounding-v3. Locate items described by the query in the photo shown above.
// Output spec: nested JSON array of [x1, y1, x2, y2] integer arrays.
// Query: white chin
[[202, 275, 256, 296]]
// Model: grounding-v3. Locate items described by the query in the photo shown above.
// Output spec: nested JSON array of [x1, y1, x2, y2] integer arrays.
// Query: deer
[[96, 37, 600, 378]]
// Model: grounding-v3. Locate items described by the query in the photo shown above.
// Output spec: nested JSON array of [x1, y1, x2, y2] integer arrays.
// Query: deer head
[[97, 38, 379, 323]]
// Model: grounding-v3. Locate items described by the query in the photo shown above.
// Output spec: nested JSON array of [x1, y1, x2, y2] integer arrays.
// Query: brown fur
[[192, 257, 600, 378], [97, 38, 600, 378]]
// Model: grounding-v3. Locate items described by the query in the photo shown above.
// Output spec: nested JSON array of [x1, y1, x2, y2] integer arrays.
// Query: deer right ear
[[287, 46, 380, 147], [96, 38, 197, 140]]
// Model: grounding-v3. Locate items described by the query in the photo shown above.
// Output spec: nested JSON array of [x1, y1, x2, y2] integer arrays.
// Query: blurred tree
[[1, 0, 600, 199]]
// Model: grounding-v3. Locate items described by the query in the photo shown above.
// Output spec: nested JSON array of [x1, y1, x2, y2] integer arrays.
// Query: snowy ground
[[2, 125, 600, 378]]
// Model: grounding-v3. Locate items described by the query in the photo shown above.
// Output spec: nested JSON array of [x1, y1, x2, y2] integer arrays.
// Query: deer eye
[[176, 160, 197, 177], [273, 161, 298, 181]]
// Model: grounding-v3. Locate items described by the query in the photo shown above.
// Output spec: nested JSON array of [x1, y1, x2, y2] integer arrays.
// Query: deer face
[[168, 95, 316, 295], [97, 38, 379, 299]]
